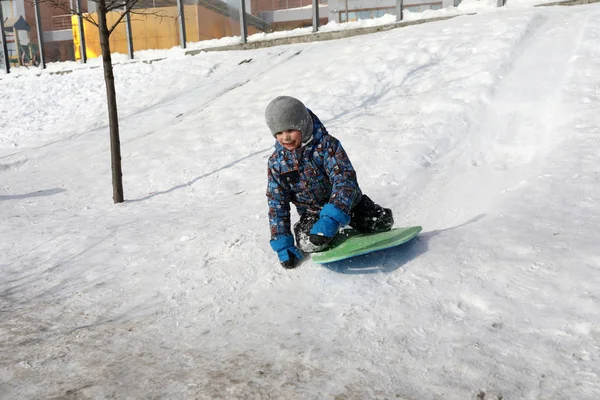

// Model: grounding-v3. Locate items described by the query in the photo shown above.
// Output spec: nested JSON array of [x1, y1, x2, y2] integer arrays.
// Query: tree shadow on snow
[[127, 148, 271, 203], [320, 214, 486, 275], [0, 188, 66, 201]]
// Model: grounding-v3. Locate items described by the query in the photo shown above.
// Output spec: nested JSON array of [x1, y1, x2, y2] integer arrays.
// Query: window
[[357, 10, 372, 20]]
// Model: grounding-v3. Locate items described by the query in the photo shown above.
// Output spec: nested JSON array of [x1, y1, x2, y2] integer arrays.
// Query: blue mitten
[[270, 235, 303, 269], [309, 204, 350, 246]]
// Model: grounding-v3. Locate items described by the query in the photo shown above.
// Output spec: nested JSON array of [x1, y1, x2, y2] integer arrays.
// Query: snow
[[1, 1, 600, 399]]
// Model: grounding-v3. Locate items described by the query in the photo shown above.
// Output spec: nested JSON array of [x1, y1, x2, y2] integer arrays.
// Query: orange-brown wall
[[196, 7, 261, 41]]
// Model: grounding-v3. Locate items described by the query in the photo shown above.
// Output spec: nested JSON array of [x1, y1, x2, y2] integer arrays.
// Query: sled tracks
[[466, 11, 584, 170], [407, 10, 589, 226]]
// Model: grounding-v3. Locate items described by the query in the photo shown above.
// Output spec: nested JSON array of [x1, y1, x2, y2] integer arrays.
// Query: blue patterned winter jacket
[[267, 110, 362, 240]]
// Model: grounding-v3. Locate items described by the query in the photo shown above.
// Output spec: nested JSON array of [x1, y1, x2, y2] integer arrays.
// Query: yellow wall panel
[[73, 6, 262, 61]]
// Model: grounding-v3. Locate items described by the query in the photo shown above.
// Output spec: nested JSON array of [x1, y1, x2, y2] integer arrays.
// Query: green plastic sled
[[311, 226, 422, 264]]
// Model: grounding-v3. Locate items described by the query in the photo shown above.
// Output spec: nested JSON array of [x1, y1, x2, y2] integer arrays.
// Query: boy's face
[[275, 129, 302, 151]]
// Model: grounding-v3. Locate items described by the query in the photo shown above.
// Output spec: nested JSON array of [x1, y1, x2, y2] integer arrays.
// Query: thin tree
[[35, 0, 167, 203]]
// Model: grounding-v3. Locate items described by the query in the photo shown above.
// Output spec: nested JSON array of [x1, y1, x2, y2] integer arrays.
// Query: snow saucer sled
[[311, 226, 422, 264]]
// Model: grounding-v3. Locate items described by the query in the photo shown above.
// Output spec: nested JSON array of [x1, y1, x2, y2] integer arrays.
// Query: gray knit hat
[[265, 96, 314, 144]]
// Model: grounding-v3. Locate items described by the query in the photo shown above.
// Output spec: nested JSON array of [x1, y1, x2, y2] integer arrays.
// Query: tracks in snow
[[415, 11, 587, 228]]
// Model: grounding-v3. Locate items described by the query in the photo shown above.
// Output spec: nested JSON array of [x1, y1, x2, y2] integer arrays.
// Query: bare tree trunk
[[97, 0, 124, 203]]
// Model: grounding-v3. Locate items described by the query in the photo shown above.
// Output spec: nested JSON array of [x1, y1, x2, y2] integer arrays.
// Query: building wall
[[270, 16, 328, 30], [1, 1, 11, 18], [196, 5, 262, 41], [252, 0, 319, 12], [15, 0, 26, 21], [259, 4, 328, 23], [327, 0, 445, 22], [259, 0, 447, 28]]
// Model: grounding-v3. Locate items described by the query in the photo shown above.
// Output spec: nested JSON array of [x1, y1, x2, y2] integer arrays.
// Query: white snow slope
[[1, 4, 600, 399]]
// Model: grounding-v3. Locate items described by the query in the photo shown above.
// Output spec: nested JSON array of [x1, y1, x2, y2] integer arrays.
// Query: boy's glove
[[309, 204, 350, 247], [270, 235, 303, 269]]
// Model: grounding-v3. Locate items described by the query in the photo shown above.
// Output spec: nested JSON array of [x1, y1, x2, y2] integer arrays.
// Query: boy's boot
[[294, 213, 331, 253], [349, 194, 394, 233]]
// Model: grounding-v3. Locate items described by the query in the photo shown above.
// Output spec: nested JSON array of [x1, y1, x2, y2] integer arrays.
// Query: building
[[1, 0, 84, 66], [250, 0, 456, 30], [327, 0, 456, 23]]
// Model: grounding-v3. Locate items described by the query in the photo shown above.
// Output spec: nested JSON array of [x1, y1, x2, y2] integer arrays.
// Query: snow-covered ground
[[1, 1, 600, 399]]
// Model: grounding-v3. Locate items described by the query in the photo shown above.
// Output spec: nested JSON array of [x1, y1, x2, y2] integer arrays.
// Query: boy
[[266, 96, 394, 269]]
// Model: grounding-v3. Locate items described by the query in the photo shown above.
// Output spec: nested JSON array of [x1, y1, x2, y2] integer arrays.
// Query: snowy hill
[[1, 3, 600, 399]]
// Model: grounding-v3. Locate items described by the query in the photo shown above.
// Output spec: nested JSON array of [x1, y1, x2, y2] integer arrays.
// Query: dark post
[[33, 0, 46, 68], [239, 0, 247, 44], [0, 4, 10, 73], [76, 0, 87, 62], [312, 0, 319, 32], [13, 27, 21, 65], [396, 0, 403, 22], [124, 4, 133, 59], [177, 0, 187, 48], [344, 0, 348, 22]]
